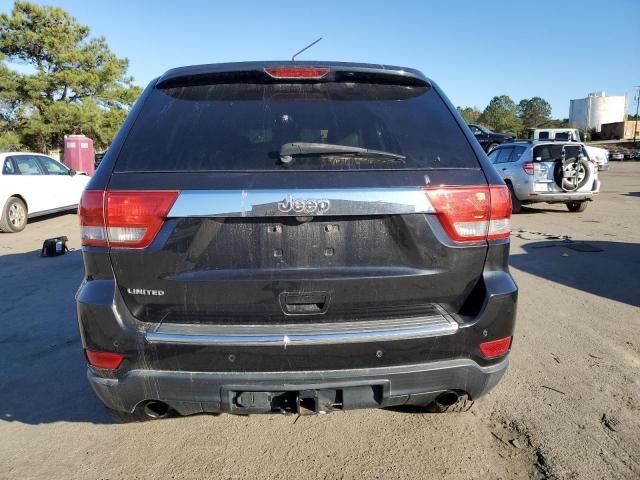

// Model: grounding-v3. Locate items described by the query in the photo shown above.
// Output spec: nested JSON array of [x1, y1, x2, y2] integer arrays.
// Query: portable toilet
[[63, 134, 95, 175]]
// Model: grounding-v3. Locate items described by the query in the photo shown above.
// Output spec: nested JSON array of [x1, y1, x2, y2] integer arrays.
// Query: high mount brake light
[[79, 190, 179, 248], [264, 66, 330, 79], [424, 185, 511, 242]]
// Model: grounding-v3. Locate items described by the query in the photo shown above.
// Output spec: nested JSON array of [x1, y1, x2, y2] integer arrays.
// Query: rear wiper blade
[[279, 142, 406, 164]]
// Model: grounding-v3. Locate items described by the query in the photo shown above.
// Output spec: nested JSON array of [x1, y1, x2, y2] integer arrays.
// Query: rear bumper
[[523, 193, 595, 202], [77, 245, 517, 415], [88, 357, 508, 415], [516, 177, 600, 203]]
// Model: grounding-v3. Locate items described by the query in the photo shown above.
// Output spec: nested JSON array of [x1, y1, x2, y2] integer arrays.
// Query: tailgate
[[108, 172, 489, 325]]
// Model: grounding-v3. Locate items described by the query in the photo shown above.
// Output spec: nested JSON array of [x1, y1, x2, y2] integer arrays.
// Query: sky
[[1, 0, 639, 118]]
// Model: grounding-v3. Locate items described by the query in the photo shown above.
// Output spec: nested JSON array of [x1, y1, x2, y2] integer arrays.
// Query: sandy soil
[[0, 163, 638, 480]]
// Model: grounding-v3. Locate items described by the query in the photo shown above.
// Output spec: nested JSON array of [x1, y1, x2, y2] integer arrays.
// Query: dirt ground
[[1, 163, 638, 480]]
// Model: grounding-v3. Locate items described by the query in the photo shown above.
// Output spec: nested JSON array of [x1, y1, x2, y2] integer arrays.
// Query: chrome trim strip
[[145, 315, 458, 346], [167, 188, 434, 218]]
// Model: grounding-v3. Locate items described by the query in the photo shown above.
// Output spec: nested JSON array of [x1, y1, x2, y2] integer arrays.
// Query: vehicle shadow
[[0, 249, 111, 424], [510, 240, 640, 308], [518, 208, 549, 215], [516, 205, 571, 214], [623, 192, 640, 198]]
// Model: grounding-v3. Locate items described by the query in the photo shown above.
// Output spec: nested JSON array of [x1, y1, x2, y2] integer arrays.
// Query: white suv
[[488, 141, 600, 213], [0, 152, 90, 232]]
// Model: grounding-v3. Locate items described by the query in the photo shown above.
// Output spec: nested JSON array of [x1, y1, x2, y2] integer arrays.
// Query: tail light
[[479, 336, 512, 359], [522, 161, 534, 175], [79, 190, 179, 248], [85, 350, 124, 370], [264, 66, 330, 79], [487, 185, 512, 240], [424, 185, 511, 242], [79, 190, 107, 246]]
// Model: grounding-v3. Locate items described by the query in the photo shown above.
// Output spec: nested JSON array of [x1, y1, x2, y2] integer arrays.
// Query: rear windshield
[[533, 144, 583, 161], [114, 82, 479, 172]]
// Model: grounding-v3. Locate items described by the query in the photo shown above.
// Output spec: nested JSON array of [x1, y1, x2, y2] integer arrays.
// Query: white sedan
[[0, 152, 90, 232]]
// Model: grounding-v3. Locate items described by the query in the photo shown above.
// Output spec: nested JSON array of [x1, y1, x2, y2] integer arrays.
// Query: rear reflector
[[79, 190, 179, 248], [85, 350, 124, 370], [264, 66, 330, 79], [479, 336, 512, 359], [424, 185, 511, 242]]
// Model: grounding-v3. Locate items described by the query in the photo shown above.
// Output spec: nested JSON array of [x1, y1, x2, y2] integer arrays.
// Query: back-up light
[[424, 185, 511, 242], [79, 190, 179, 248], [264, 66, 330, 79]]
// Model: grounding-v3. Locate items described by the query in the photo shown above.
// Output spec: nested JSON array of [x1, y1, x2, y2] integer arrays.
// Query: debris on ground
[[515, 229, 570, 241], [540, 385, 566, 395], [509, 438, 523, 449], [601, 413, 620, 432]]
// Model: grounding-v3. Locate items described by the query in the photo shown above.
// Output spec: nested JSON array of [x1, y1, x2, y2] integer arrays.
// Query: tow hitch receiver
[[234, 391, 298, 414], [230, 386, 382, 414]]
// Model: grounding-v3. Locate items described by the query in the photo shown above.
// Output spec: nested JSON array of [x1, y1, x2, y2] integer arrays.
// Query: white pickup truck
[[528, 128, 581, 142]]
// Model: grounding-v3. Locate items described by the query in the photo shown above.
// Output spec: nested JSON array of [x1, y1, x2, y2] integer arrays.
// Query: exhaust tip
[[425, 390, 473, 413], [435, 390, 460, 407], [143, 400, 170, 419]]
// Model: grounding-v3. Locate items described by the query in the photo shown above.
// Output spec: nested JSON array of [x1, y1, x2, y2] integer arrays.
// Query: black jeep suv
[[76, 61, 517, 421]]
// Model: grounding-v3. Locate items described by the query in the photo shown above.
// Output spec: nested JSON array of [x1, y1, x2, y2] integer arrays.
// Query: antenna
[[292, 37, 322, 62]]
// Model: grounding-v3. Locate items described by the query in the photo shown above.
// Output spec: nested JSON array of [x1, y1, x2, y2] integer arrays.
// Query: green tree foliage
[[0, 1, 141, 152], [456, 106, 482, 124], [460, 95, 563, 138], [545, 118, 569, 128], [0, 52, 22, 149], [517, 97, 552, 130], [480, 95, 522, 135]]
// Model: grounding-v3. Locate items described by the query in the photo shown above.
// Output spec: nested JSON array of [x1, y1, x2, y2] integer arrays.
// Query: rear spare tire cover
[[554, 157, 591, 192]]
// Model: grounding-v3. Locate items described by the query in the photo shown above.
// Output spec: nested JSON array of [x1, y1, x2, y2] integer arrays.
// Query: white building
[[569, 92, 627, 132]]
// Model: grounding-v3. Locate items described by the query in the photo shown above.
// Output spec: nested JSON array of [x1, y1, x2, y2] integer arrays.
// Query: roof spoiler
[[156, 62, 431, 89]]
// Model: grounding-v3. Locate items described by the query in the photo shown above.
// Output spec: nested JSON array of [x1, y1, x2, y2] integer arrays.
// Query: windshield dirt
[[114, 82, 479, 172]]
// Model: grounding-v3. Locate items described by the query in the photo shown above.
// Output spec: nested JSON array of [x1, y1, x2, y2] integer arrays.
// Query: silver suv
[[488, 141, 600, 213]]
